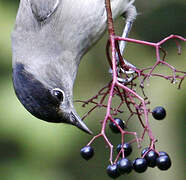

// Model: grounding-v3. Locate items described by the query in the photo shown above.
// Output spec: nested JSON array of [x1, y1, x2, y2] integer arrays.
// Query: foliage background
[[0, 0, 185, 179]]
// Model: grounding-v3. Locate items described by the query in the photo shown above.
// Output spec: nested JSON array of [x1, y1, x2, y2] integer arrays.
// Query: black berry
[[109, 118, 126, 133], [133, 158, 148, 173], [144, 150, 158, 167], [117, 158, 133, 174], [159, 151, 169, 157], [141, 147, 149, 156], [107, 164, 120, 179], [80, 146, 94, 160], [156, 155, 171, 170], [152, 106, 166, 120], [116, 143, 132, 157]]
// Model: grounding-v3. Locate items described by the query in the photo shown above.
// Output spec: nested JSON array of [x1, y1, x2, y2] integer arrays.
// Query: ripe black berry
[[156, 155, 171, 170], [152, 106, 166, 120], [80, 146, 94, 160], [141, 147, 149, 156], [109, 118, 126, 133], [159, 151, 169, 157], [107, 164, 120, 179], [133, 158, 148, 173], [116, 143, 132, 157], [144, 150, 158, 167], [117, 158, 133, 174]]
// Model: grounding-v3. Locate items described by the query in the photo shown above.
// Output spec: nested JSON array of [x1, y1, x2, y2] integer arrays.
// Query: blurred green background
[[0, 0, 185, 180]]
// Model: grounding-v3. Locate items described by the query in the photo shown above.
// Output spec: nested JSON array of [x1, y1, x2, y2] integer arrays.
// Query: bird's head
[[12, 62, 92, 134]]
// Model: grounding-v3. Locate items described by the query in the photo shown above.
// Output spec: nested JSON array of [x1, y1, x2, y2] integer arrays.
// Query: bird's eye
[[51, 88, 64, 101]]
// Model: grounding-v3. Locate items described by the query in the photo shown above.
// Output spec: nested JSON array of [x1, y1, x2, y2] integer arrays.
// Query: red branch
[[78, 1, 186, 164]]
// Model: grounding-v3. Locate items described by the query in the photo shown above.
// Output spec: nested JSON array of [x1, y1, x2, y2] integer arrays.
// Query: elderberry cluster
[[81, 145, 171, 179], [106, 147, 171, 179], [80, 107, 171, 178]]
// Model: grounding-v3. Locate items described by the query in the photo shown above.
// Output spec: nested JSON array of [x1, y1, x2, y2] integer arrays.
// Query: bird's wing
[[28, 0, 60, 21]]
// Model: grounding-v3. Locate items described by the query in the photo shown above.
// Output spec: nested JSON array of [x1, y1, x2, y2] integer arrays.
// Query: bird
[[11, 0, 137, 134]]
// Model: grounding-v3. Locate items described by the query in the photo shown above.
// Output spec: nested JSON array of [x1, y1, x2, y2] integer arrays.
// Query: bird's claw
[[117, 75, 134, 83], [109, 58, 136, 84]]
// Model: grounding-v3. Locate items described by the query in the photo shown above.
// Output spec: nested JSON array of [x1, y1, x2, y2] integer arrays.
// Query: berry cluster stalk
[[78, 0, 186, 165]]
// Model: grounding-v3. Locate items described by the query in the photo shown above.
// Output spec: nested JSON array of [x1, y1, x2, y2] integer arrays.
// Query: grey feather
[[29, 0, 60, 22]]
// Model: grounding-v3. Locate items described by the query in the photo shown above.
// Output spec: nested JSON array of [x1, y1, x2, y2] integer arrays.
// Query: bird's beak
[[70, 111, 93, 135]]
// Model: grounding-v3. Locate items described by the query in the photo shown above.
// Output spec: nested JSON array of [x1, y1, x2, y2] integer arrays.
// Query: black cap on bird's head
[[12, 63, 92, 134]]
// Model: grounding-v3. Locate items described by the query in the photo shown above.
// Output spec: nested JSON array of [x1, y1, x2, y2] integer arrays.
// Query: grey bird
[[11, 0, 136, 134]]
